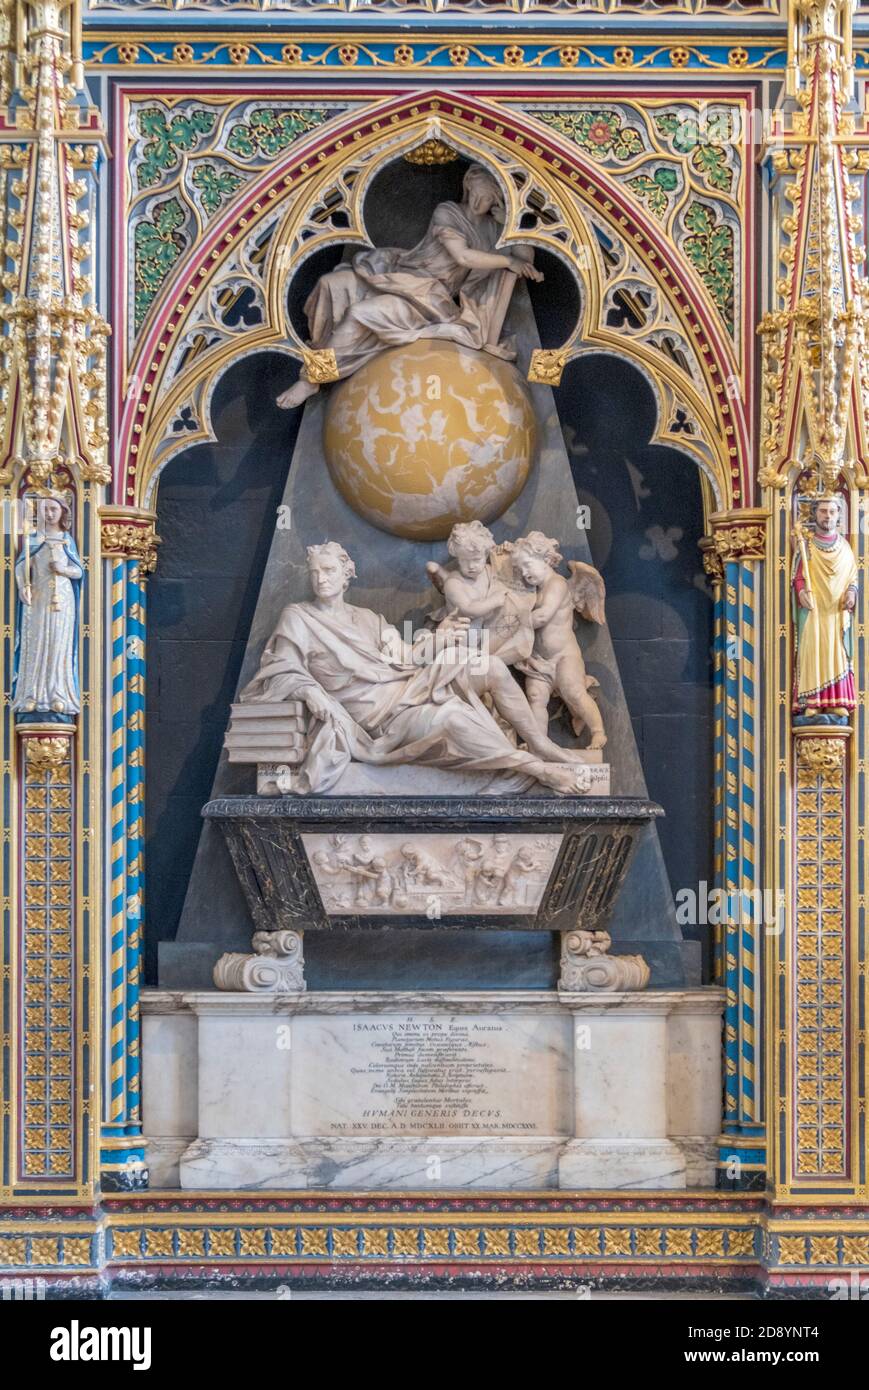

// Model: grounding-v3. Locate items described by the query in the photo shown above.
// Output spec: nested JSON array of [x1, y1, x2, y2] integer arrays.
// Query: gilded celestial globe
[[322, 341, 537, 541]]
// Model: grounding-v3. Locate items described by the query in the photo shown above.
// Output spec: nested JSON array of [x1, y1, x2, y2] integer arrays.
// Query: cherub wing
[[426, 561, 448, 595], [567, 561, 606, 625]]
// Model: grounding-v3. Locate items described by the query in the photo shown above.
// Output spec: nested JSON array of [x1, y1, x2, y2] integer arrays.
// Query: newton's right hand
[[305, 690, 334, 721]]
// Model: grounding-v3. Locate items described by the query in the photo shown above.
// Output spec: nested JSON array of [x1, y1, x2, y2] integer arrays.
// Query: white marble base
[[181, 1136, 564, 1191], [146, 1136, 193, 1189], [141, 993, 197, 1189], [674, 1137, 718, 1188], [142, 989, 723, 1192], [558, 1139, 686, 1191]]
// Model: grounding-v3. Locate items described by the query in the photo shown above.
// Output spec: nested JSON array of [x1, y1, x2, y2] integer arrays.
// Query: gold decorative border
[[82, 33, 790, 77], [5, 1202, 869, 1276]]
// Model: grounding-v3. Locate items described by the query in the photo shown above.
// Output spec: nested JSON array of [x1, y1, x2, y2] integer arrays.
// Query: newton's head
[[307, 542, 356, 598]]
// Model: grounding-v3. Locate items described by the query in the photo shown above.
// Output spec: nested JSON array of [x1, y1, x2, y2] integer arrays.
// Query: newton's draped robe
[[240, 601, 537, 794]]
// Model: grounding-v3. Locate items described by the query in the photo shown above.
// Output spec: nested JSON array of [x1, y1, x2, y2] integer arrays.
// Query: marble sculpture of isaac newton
[[238, 542, 592, 796]]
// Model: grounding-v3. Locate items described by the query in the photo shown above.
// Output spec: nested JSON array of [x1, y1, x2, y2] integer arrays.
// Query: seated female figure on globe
[[277, 163, 542, 409]]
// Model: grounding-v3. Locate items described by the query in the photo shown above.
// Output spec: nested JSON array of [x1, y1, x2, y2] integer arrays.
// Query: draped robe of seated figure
[[277, 163, 542, 408]]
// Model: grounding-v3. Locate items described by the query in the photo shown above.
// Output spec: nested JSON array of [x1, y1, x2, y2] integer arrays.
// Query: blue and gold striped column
[[704, 513, 767, 1190], [99, 509, 159, 1189]]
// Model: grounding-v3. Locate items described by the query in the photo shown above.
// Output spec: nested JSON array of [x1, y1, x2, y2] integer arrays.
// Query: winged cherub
[[510, 531, 607, 751]]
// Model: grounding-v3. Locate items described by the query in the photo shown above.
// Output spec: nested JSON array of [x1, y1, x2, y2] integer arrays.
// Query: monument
[[5, 0, 865, 1303], [141, 147, 718, 1195]]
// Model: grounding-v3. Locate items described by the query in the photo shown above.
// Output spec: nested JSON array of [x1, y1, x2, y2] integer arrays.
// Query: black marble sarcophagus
[[203, 795, 662, 936]]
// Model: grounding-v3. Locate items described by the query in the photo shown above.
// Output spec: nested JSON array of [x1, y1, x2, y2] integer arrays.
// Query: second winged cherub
[[511, 532, 607, 750]]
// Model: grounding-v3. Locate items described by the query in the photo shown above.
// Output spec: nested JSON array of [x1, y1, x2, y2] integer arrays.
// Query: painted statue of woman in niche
[[277, 162, 543, 409], [12, 493, 83, 722]]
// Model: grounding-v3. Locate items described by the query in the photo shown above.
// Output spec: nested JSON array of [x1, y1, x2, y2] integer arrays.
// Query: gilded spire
[[761, 0, 868, 493], [0, 0, 109, 486]]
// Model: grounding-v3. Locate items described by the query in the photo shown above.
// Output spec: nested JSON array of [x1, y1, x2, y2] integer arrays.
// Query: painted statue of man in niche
[[792, 494, 858, 725], [277, 163, 542, 409], [237, 541, 590, 796]]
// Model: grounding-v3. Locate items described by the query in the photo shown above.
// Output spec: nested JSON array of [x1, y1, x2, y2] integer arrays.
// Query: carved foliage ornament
[[23, 734, 72, 775], [404, 139, 459, 166], [700, 520, 767, 582], [100, 516, 161, 573], [795, 733, 847, 782], [301, 347, 339, 386]]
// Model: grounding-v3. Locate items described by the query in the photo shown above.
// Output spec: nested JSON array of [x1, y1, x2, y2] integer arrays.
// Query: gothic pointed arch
[[115, 89, 753, 516]]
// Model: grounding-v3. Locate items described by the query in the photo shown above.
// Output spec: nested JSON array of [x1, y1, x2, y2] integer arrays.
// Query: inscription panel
[[292, 1012, 571, 1137]]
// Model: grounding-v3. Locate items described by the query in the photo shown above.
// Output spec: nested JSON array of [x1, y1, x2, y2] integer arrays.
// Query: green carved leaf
[[191, 162, 244, 217], [681, 201, 734, 332], [654, 111, 735, 194], [134, 197, 187, 330], [137, 107, 217, 191], [225, 108, 330, 160], [627, 166, 679, 219], [691, 142, 732, 193], [655, 113, 682, 143]]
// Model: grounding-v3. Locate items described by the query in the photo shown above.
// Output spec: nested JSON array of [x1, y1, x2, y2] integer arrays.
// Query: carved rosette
[[100, 507, 161, 574], [527, 348, 568, 388]]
